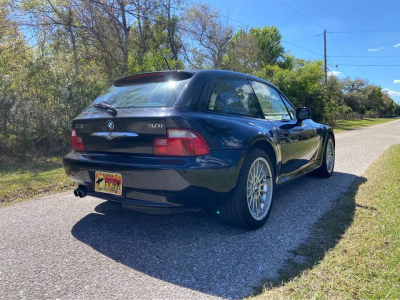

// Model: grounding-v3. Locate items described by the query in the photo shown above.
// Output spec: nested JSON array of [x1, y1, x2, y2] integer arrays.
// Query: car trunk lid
[[72, 113, 168, 155]]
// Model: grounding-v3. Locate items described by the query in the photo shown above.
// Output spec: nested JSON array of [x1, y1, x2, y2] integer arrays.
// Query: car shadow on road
[[71, 171, 366, 299]]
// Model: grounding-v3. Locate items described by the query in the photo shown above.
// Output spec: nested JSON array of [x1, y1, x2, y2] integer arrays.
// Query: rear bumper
[[63, 150, 246, 208]]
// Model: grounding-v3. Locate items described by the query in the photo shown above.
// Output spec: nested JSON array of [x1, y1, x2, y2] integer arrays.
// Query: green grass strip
[[251, 144, 400, 299], [333, 118, 396, 133], [0, 157, 75, 206]]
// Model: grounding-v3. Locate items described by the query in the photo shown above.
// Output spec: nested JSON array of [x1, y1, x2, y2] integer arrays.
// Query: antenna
[[162, 55, 171, 71]]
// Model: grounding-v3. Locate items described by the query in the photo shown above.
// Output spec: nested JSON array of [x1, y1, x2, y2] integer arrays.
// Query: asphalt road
[[1, 120, 400, 300]]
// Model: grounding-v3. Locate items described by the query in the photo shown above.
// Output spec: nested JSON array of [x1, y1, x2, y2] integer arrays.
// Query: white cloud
[[383, 88, 400, 97], [394, 80, 400, 84], [328, 71, 342, 77], [368, 47, 385, 52], [394, 43, 400, 48]]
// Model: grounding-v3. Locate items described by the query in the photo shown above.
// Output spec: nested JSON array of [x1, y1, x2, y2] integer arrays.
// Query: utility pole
[[324, 29, 327, 83]]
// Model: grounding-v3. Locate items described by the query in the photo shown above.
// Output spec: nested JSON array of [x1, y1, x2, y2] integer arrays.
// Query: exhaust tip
[[74, 186, 88, 198]]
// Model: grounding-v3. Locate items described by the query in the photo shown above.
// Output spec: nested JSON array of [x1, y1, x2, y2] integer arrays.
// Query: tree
[[364, 85, 384, 113], [249, 26, 284, 67], [342, 78, 368, 114], [183, 4, 233, 69], [222, 29, 259, 73], [222, 26, 286, 73], [256, 60, 326, 121]]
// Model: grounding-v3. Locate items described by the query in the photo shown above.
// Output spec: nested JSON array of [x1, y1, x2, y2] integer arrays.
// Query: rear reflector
[[154, 129, 210, 156], [72, 129, 85, 151]]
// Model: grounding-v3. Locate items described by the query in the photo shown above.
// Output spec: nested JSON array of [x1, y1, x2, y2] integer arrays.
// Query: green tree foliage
[[222, 29, 259, 73], [249, 26, 284, 67], [262, 60, 326, 121], [223, 26, 285, 73]]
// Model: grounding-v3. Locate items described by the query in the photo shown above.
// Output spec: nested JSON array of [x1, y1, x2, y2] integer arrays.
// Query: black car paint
[[63, 69, 333, 210]]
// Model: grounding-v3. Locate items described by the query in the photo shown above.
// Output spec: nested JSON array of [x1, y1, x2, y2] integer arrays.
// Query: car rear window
[[86, 79, 190, 110]]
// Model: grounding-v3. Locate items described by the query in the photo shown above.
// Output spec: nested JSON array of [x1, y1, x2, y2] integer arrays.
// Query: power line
[[329, 30, 400, 33], [276, 0, 325, 30], [273, 0, 399, 82], [329, 55, 400, 58], [329, 64, 400, 67], [327, 67, 341, 81], [327, 60, 349, 77], [290, 33, 323, 43], [328, 33, 369, 79], [281, 40, 324, 57]]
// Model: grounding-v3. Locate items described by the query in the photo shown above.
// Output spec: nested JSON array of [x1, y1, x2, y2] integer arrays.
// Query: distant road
[[1, 119, 400, 300]]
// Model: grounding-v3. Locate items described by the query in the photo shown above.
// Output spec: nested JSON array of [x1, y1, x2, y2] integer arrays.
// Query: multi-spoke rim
[[326, 139, 335, 173], [246, 157, 273, 221]]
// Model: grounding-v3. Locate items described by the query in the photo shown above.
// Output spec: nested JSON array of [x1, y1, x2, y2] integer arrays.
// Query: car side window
[[280, 94, 297, 120], [207, 78, 263, 118], [249, 81, 291, 121]]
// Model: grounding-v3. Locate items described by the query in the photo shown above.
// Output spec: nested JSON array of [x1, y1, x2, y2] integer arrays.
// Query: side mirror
[[296, 107, 311, 121]]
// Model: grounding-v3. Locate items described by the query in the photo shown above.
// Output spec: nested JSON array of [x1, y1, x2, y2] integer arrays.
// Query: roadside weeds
[[0, 157, 74, 206]]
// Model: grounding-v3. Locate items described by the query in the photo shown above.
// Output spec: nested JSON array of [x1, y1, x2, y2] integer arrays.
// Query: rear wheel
[[220, 148, 275, 229], [314, 135, 335, 178]]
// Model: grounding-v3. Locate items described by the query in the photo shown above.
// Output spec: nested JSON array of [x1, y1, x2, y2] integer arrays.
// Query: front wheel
[[220, 148, 275, 229]]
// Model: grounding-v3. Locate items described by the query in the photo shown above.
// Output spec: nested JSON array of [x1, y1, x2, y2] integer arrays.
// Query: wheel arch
[[328, 129, 335, 144], [246, 138, 280, 178]]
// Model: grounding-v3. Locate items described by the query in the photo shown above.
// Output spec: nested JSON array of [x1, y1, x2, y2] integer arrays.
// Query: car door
[[280, 94, 320, 169], [249, 81, 317, 175]]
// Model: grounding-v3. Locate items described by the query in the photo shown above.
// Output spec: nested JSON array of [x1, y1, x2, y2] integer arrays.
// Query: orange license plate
[[95, 172, 122, 196]]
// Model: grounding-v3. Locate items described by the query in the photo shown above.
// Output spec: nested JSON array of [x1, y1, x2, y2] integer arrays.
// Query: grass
[[0, 157, 75, 206], [250, 144, 400, 300], [333, 118, 395, 133]]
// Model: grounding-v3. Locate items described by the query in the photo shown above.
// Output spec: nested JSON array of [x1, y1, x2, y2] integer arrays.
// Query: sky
[[199, 0, 400, 103]]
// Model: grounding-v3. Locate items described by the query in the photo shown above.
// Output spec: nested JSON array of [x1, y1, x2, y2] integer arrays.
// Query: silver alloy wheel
[[246, 157, 273, 221], [326, 139, 335, 173]]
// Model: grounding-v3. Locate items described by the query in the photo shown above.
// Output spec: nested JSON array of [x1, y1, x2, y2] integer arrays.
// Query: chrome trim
[[90, 132, 139, 140]]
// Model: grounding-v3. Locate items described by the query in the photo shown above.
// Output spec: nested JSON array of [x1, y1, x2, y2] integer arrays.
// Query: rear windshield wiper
[[93, 103, 118, 117]]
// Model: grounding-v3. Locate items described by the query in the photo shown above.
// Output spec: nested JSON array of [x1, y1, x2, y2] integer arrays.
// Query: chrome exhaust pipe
[[73, 186, 87, 198]]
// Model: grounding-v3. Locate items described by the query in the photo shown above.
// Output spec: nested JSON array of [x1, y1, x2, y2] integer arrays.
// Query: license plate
[[95, 172, 122, 196]]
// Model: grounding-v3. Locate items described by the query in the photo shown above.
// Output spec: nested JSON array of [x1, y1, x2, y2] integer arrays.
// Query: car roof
[[114, 69, 279, 90], [186, 69, 278, 87]]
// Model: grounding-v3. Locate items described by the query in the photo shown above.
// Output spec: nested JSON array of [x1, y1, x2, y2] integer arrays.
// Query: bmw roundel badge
[[107, 120, 114, 130]]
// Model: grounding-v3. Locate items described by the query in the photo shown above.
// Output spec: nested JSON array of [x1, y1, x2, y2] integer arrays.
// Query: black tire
[[313, 134, 335, 178], [219, 148, 275, 229]]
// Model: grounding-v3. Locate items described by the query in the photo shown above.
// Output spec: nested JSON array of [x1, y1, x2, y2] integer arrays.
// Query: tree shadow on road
[[71, 172, 365, 299]]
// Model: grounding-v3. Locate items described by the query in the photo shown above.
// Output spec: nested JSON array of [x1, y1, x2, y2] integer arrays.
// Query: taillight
[[154, 129, 210, 156], [72, 129, 85, 151]]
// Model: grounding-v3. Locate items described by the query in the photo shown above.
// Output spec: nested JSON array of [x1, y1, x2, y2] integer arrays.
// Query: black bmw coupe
[[63, 70, 335, 229]]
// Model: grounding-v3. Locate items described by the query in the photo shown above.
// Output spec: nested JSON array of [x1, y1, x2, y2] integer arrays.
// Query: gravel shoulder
[[1, 120, 400, 299]]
